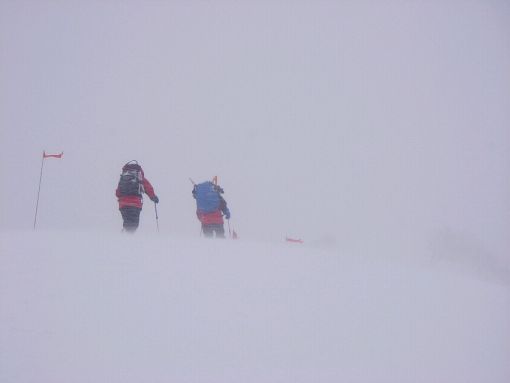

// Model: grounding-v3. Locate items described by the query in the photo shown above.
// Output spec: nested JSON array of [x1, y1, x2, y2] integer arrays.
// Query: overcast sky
[[1, 1, 509, 258]]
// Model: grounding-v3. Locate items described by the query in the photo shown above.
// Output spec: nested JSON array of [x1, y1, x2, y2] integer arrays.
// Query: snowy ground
[[1, 231, 509, 383]]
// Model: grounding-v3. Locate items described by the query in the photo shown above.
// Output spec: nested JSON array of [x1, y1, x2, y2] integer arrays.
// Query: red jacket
[[196, 197, 228, 225], [197, 210, 224, 225], [116, 175, 156, 209]]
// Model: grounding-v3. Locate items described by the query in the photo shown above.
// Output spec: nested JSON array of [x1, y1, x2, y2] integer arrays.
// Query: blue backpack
[[193, 181, 223, 213]]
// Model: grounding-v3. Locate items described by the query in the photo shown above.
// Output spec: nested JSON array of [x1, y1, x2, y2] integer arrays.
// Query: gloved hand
[[224, 210, 230, 220], [151, 195, 159, 204]]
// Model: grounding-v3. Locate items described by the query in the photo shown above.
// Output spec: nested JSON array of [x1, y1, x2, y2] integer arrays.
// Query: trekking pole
[[154, 202, 159, 232], [227, 219, 231, 238]]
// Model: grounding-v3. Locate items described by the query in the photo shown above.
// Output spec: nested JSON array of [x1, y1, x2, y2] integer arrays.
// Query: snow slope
[[1, 231, 509, 383]]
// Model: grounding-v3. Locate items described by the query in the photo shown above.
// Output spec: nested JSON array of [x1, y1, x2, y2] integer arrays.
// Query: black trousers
[[120, 206, 142, 233], [202, 224, 225, 238]]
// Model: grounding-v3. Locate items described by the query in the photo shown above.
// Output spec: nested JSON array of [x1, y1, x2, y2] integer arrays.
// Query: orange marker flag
[[34, 150, 64, 229], [43, 151, 63, 159]]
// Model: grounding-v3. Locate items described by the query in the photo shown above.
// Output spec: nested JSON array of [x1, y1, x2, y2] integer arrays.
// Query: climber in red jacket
[[115, 160, 158, 233]]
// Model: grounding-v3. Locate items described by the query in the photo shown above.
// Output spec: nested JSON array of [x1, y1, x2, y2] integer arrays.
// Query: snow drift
[[1, 231, 509, 383]]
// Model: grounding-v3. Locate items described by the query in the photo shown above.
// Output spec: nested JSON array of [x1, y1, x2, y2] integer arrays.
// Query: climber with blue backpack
[[192, 179, 230, 238], [116, 160, 159, 233]]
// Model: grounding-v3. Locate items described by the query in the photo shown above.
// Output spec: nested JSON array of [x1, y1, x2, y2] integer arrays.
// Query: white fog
[[1, 1, 509, 382]]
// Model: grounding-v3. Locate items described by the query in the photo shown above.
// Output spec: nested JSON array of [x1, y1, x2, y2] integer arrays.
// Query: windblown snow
[[1, 231, 509, 383]]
